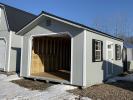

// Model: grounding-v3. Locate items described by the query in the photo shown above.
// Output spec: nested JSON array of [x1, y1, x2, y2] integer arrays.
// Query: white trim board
[[20, 36, 23, 76], [83, 30, 87, 86], [16, 13, 123, 42], [7, 31, 12, 72], [106, 41, 114, 78]]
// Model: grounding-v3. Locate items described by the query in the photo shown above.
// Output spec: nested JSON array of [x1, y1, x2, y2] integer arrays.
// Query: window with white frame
[[92, 39, 103, 62], [115, 44, 121, 60]]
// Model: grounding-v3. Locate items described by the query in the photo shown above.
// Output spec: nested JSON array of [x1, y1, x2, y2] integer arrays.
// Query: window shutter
[[119, 45, 121, 60], [115, 44, 118, 60], [101, 41, 103, 61], [92, 39, 95, 62]]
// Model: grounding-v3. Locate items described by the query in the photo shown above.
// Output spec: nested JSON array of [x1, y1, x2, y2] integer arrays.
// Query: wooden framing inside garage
[[30, 35, 71, 82]]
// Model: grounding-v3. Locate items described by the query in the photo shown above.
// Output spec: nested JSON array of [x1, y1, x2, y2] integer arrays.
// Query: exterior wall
[[21, 18, 84, 86], [0, 7, 23, 72], [126, 48, 133, 71], [127, 48, 133, 61], [85, 31, 123, 86], [9, 32, 22, 72], [0, 7, 10, 72], [0, 7, 8, 31]]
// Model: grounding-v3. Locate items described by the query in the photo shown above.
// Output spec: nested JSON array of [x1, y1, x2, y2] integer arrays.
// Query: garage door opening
[[30, 35, 71, 82]]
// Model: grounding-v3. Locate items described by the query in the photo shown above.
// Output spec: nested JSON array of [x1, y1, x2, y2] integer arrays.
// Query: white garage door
[[0, 39, 6, 70]]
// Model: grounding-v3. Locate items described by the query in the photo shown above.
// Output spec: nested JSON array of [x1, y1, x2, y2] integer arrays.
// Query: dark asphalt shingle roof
[[0, 3, 36, 32]]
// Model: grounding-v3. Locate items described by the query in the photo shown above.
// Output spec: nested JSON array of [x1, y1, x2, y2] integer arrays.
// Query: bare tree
[[92, 13, 132, 43]]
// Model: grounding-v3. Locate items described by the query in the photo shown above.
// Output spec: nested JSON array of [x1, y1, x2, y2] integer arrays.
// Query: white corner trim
[[83, 30, 87, 86], [70, 37, 73, 84], [27, 36, 32, 76], [7, 31, 12, 72], [20, 36, 23, 76]]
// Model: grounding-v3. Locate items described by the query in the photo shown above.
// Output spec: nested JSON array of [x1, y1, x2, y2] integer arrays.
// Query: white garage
[[0, 38, 6, 70]]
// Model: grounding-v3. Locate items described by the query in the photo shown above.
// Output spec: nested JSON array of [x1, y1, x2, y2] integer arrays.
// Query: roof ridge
[[41, 11, 123, 41]]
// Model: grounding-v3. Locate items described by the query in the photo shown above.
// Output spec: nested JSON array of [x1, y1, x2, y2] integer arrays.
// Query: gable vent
[[46, 19, 52, 26]]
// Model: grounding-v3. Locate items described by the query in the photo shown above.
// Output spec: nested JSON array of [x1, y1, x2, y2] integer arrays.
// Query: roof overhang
[[16, 11, 123, 42]]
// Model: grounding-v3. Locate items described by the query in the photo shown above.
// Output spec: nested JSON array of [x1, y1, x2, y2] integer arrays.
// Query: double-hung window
[[115, 44, 121, 60], [92, 39, 103, 62]]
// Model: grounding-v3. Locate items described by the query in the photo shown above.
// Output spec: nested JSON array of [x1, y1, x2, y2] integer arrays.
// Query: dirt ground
[[12, 79, 53, 90], [11, 75, 133, 100], [69, 80, 133, 100]]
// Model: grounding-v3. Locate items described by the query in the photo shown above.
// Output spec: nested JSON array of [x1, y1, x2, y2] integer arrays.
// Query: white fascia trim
[[16, 13, 122, 39], [43, 14, 85, 29], [16, 13, 123, 42], [31, 31, 73, 37], [16, 14, 85, 35], [7, 31, 12, 72], [83, 30, 87, 86]]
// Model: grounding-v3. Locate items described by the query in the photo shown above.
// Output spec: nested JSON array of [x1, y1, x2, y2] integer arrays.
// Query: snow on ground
[[0, 73, 91, 100], [107, 74, 133, 83]]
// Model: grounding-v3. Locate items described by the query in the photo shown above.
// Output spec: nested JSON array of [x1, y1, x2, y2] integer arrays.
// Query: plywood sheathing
[[31, 36, 71, 74]]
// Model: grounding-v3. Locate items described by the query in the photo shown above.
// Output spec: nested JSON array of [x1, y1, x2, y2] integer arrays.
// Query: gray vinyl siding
[[9, 32, 22, 72], [0, 31, 10, 71], [0, 7, 10, 71], [126, 48, 133, 71], [19, 14, 123, 87], [0, 7, 23, 72], [127, 48, 133, 61], [21, 18, 84, 86], [85, 31, 123, 86], [72, 32, 84, 86], [0, 7, 8, 31]]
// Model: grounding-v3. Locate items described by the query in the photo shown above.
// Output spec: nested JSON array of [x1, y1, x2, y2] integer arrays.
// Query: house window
[[92, 39, 103, 62], [115, 44, 121, 60]]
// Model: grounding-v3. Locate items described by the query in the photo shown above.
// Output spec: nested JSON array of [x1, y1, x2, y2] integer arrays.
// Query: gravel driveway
[[69, 80, 133, 100]]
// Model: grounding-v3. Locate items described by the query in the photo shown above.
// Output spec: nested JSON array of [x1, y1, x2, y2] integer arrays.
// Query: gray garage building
[[0, 3, 36, 72], [0, 2, 124, 87], [16, 11, 124, 87]]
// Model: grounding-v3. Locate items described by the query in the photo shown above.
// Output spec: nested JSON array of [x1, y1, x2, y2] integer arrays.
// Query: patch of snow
[[107, 74, 133, 83], [0, 74, 7, 81], [80, 97, 92, 100], [0, 73, 91, 100], [3, 74, 20, 81]]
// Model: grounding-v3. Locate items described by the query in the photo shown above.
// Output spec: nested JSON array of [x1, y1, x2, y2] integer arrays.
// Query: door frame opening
[[28, 32, 73, 84]]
